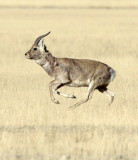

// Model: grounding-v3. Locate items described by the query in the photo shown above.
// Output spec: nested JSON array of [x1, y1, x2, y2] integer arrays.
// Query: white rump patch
[[109, 68, 116, 82]]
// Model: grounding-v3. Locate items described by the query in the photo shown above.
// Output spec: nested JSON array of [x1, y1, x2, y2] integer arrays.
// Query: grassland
[[0, 2, 138, 160], [1, 0, 138, 8]]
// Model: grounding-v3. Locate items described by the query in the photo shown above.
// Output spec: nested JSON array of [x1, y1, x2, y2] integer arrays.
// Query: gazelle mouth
[[25, 55, 31, 59]]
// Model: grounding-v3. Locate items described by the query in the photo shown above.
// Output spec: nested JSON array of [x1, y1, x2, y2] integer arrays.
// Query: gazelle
[[25, 32, 116, 108]]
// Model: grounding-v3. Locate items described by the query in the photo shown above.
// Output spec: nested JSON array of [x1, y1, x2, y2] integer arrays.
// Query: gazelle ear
[[38, 38, 45, 52]]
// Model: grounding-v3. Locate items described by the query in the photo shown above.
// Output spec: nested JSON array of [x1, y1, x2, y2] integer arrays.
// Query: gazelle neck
[[35, 52, 57, 76]]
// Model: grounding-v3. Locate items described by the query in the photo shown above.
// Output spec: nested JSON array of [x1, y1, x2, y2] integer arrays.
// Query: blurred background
[[0, 0, 138, 160]]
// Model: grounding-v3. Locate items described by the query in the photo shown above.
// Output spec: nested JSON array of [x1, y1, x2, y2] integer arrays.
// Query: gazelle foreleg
[[53, 84, 76, 98], [49, 80, 60, 104], [49, 80, 76, 104], [69, 80, 95, 109]]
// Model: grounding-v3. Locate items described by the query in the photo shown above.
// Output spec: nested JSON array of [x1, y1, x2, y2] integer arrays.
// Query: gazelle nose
[[25, 53, 27, 56]]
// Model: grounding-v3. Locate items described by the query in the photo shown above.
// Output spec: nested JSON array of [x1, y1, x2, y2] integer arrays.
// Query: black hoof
[[73, 95, 76, 98]]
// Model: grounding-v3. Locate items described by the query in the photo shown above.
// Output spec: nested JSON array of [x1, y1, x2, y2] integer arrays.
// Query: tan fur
[[25, 33, 116, 108]]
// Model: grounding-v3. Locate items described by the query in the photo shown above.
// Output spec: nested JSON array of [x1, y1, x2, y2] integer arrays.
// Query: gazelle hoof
[[72, 95, 76, 99], [53, 99, 60, 104]]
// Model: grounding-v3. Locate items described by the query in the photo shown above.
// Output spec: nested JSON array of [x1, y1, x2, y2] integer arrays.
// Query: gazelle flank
[[25, 32, 116, 108]]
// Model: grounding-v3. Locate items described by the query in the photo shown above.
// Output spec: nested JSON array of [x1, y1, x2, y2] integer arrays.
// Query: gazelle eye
[[33, 48, 37, 51]]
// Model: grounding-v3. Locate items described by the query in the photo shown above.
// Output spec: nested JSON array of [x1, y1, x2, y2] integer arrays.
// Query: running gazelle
[[25, 32, 116, 108]]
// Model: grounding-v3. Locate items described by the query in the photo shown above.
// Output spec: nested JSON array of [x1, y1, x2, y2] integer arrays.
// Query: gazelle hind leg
[[69, 80, 95, 109], [106, 89, 115, 105], [98, 87, 114, 105]]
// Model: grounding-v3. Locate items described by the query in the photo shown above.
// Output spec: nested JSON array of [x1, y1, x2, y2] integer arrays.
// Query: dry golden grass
[[0, 2, 138, 160], [1, 0, 138, 7]]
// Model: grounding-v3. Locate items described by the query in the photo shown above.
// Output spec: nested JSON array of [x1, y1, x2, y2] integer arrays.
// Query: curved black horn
[[34, 31, 51, 45]]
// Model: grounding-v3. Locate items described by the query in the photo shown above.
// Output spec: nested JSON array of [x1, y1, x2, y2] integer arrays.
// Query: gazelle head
[[25, 32, 51, 60]]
